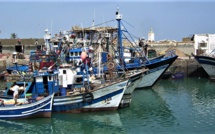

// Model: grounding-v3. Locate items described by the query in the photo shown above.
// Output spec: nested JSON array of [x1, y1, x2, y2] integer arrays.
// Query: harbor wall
[[0, 38, 42, 55], [169, 58, 208, 78]]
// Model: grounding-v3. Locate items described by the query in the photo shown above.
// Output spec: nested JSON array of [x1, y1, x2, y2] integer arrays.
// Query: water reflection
[[0, 112, 125, 134], [153, 78, 215, 133], [119, 88, 176, 133], [0, 118, 52, 133], [51, 112, 125, 134], [0, 78, 215, 134]]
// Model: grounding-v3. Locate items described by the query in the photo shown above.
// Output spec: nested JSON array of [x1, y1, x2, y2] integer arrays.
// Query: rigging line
[[109, 40, 128, 74], [124, 31, 139, 40], [121, 21, 149, 62], [121, 22, 140, 48], [121, 19, 135, 28], [209, 48, 215, 56], [121, 19, 141, 40], [86, 19, 115, 29], [122, 32, 144, 59]]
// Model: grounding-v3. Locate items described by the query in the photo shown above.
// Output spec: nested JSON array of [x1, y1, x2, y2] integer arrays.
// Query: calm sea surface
[[0, 78, 215, 134]]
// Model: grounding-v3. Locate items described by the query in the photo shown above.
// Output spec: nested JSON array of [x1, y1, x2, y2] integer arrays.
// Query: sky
[[0, 0, 215, 41]]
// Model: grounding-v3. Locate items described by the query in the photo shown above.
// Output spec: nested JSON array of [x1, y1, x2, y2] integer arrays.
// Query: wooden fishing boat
[[192, 53, 215, 80], [0, 93, 54, 119]]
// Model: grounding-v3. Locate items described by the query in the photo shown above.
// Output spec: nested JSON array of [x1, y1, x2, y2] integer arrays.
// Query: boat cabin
[[4, 69, 60, 99]]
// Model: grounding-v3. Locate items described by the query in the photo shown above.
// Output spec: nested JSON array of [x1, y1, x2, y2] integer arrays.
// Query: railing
[[6, 74, 34, 82]]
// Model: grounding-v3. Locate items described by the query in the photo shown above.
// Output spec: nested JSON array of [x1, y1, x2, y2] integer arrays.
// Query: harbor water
[[0, 78, 215, 134]]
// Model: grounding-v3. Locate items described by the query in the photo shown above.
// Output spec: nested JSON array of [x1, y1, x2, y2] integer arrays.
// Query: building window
[[199, 43, 207, 47]]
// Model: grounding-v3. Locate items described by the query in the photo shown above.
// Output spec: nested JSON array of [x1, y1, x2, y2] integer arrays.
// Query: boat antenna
[[93, 9, 95, 28], [51, 18, 53, 36], [81, 22, 86, 47]]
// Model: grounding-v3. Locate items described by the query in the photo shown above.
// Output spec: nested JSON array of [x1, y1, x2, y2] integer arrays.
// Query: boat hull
[[193, 55, 215, 78], [0, 94, 54, 119], [124, 71, 143, 94], [119, 70, 144, 108], [52, 79, 128, 113], [136, 55, 178, 88]]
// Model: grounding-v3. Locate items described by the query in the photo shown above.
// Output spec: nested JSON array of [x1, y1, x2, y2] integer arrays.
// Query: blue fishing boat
[[0, 93, 54, 119], [41, 8, 175, 107], [27, 48, 132, 112], [63, 8, 178, 89], [114, 8, 178, 88], [0, 71, 55, 119], [54, 61, 132, 112], [192, 52, 215, 79]]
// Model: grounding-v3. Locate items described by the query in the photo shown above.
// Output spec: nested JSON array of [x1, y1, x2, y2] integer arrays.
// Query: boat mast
[[116, 7, 124, 68], [44, 29, 51, 54]]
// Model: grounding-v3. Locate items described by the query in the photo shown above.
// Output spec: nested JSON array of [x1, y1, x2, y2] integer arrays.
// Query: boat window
[[75, 52, 78, 56], [49, 76, 52, 80], [63, 70, 66, 74], [79, 52, 81, 56]]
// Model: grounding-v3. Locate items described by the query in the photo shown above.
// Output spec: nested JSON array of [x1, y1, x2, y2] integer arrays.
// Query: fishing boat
[[25, 28, 133, 112], [192, 52, 215, 80], [113, 10, 178, 88], [47, 29, 146, 109], [53, 60, 130, 112], [0, 93, 54, 119], [63, 8, 178, 89], [27, 47, 131, 112], [55, 78, 129, 112], [136, 54, 178, 88], [0, 71, 55, 119]]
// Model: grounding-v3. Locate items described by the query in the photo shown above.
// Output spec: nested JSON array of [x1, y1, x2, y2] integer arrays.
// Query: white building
[[193, 34, 215, 55], [148, 28, 154, 42]]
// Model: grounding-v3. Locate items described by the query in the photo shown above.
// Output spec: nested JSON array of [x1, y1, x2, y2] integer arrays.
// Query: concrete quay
[[168, 58, 208, 78]]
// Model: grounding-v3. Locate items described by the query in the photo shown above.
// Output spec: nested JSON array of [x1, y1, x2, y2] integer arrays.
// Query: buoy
[[57, 50, 60, 55], [81, 52, 87, 60]]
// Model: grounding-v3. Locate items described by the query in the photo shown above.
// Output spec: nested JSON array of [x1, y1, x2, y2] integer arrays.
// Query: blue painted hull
[[53, 89, 123, 112], [52, 79, 128, 112], [0, 94, 54, 119], [193, 55, 215, 77], [137, 55, 178, 88]]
